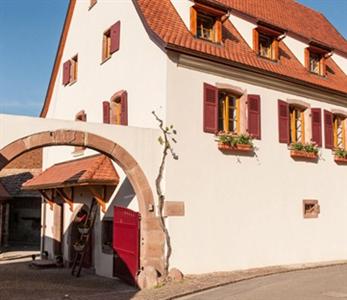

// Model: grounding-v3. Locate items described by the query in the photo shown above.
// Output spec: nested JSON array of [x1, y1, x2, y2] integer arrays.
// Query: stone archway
[[0, 129, 165, 275]]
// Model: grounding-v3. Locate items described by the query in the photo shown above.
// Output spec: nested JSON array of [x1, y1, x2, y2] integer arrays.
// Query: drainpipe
[[40, 199, 46, 258]]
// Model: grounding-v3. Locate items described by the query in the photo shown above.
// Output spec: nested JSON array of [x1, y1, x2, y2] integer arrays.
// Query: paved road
[[0, 259, 137, 300], [180, 265, 347, 300]]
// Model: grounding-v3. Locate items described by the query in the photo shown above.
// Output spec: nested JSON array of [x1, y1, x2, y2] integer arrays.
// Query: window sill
[[257, 54, 278, 63], [101, 55, 112, 65], [290, 150, 318, 160]]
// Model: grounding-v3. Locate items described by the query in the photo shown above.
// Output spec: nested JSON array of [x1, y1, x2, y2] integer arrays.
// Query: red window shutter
[[203, 83, 219, 133], [247, 94, 261, 139], [110, 21, 120, 54], [324, 110, 333, 149], [278, 99, 289, 143], [62, 60, 71, 85], [120, 91, 128, 126], [103, 101, 110, 124], [311, 108, 322, 147]]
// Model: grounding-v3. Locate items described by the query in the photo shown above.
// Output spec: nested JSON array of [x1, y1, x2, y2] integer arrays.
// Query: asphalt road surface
[[180, 264, 347, 300]]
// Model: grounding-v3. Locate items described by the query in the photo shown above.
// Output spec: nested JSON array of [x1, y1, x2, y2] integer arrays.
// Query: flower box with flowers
[[216, 133, 254, 153], [289, 142, 318, 160], [334, 148, 347, 164]]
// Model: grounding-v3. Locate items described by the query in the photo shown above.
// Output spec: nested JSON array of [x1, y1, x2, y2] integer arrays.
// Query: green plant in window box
[[290, 142, 318, 159], [334, 148, 347, 158], [216, 132, 254, 152]]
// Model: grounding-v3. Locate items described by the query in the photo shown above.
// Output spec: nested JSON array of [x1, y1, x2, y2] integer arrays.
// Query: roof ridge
[[51, 154, 103, 167]]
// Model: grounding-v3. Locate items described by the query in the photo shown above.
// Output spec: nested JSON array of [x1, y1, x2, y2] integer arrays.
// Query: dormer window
[[190, 3, 227, 44], [305, 43, 331, 77], [259, 33, 273, 59], [253, 24, 284, 61], [309, 52, 321, 74], [197, 12, 216, 41]]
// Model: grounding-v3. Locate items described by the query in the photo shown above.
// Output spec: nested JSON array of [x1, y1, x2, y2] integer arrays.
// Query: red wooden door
[[113, 206, 140, 285]]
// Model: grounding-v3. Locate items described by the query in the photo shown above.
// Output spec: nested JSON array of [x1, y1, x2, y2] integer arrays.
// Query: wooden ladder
[[71, 199, 98, 277]]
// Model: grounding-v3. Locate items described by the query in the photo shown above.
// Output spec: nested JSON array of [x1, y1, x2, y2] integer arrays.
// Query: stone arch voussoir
[[0, 129, 165, 275]]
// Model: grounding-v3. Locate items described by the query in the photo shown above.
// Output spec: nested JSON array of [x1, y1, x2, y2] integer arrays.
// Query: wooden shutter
[[214, 20, 222, 43], [203, 83, 219, 133], [304, 48, 310, 70], [110, 21, 121, 54], [120, 91, 128, 126], [278, 100, 289, 143], [247, 95, 261, 139], [103, 101, 110, 124], [272, 39, 279, 61], [253, 29, 259, 54], [320, 57, 326, 76], [324, 110, 333, 149], [311, 108, 322, 147], [62, 60, 71, 85], [190, 7, 197, 36]]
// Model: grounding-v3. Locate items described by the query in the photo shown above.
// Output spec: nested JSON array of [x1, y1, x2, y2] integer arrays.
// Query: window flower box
[[216, 132, 254, 154], [290, 150, 318, 160], [289, 142, 318, 160], [218, 143, 253, 153], [334, 148, 347, 164]]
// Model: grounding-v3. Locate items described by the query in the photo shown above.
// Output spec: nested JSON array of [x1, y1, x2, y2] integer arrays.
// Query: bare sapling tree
[[152, 110, 178, 277]]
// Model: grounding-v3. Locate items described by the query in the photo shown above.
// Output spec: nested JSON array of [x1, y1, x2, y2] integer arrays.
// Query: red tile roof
[[22, 154, 119, 190], [135, 0, 347, 95], [215, 0, 347, 54]]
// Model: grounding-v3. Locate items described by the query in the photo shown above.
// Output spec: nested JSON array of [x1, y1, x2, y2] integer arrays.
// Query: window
[[253, 26, 281, 61], [304, 45, 330, 77], [324, 110, 347, 150], [102, 21, 120, 62], [190, 5, 224, 43], [102, 29, 111, 61], [333, 115, 346, 149], [278, 100, 322, 146], [102, 90, 128, 125], [218, 92, 239, 133], [62, 55, 78, 86], [289, 106, 305, 144], [259, 33, 273, 59], [203, 83, 261, 139], [303, 200, 320, 219], [309, 52, 321, 74]]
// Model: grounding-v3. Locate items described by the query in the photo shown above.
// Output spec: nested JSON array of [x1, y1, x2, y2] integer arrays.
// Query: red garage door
[[113, 206, 140, 285]]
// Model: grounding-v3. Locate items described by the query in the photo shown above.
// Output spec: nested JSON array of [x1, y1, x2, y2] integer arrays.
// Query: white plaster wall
[[228, 12, 256, 49], [170, 0, 193, 30], [165, 58, 347, 274], [284, 34, 307, 66], [332, 53, 347, 75], [46, 0, 167, 128]]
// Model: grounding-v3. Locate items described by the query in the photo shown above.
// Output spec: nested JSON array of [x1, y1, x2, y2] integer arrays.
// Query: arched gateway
[[0, 129, 165, 277]]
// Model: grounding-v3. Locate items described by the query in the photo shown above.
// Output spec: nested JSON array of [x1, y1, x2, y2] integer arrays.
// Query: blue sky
[[0, 0, 346, 117]]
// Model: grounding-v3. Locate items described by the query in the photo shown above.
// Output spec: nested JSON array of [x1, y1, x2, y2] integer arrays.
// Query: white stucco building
[[13, 0, 347, 284]]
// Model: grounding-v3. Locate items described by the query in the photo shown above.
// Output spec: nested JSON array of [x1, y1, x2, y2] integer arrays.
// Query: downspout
[[40, 199, 46, 258]]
